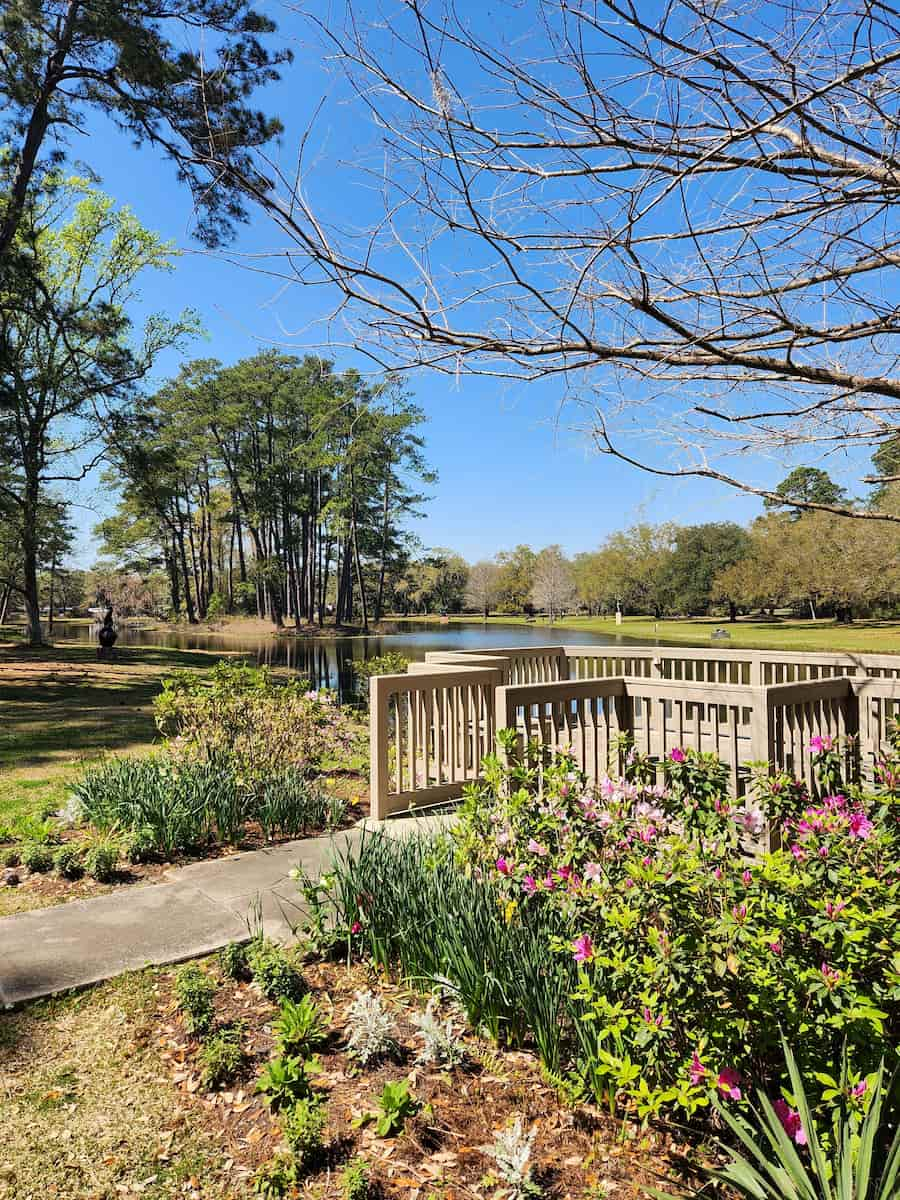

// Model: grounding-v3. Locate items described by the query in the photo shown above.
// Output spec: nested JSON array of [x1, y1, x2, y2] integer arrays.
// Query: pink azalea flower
[[825, 900, 846, 919], [496, 829, 511, 847], [717, 1067, 742, 1101], [732, 903, 747, 923], [769, 940, 783, 956], [849, 811, 874, 840], [572, 934, 595, 964], [584, 862, 603, 883], [790, 844, 806, 862], [821, 962, 841, 989], [714, 867, 724, 881], [773, 1098, 807, 1145], [559, 783, 570, 798], [543, 872, 556, 891], [527, 838, 548, 856], [809, 734, 833, 754], [851, 1080, 867, 1099], [639, 826, 657, 843], [496, 857, 511, 875], [742, 869, 752, 887], [556, 865, 573, 880], [689, 1051, 706, 1086], [522, 874, 537, 895], [350, 920, 362, 934], [669, 747, 686, 763], [641, 855, 653, 868]]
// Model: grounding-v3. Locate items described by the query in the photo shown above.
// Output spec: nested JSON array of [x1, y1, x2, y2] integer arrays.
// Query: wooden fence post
[[369, 675, 390, 821]]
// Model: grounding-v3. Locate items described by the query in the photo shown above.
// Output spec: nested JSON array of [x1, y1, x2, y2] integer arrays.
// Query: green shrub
[[255, 1054, 318, 1111], [20, 841, 53, 873], [252, 1155, 297, 1198], [153, 662, 357, 782], [370, 1080, 418, 1138], [173, 965, 217, 1037], [2, 847, 20, 868], [83, 842, 118, 882], [198, 1023, 245, 1089], [340, 1157, 371, 1200], [219, 940, 251, 981], [273, 995, 328, 1058], [281, 1095, 327, 1169], [53, 844, 84, 880], [248, 940, 306, 1003]]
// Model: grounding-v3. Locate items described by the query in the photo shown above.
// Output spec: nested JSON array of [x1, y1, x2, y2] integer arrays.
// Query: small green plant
[[248, 939, 307, 1003], [281, 1095, 328, 1169], [345, 989, 397, 1066], [219, 940, 251, 981], [255, 1054, 319, 1110], [274, 995, 328, 1058], [83, 841, 118, 882], [369, 1079, 418, 1138], [340, 1156, 371, 1200], [198, 1023, 246, 1089], [20, 841, 52, 873], [122, 825, 156, 864], [52, 843, 84, 880], [173, 965, 217, 1037], [252, 1154, 298, 1198], [1, 846, 20, 868]]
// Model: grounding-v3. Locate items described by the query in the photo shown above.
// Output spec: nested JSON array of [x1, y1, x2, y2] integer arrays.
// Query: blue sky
[[65, 1, 783, 566]]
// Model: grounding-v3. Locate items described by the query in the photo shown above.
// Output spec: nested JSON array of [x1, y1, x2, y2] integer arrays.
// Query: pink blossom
[[642, 1006, 663, 1028], [496, 857, 511, 875], [572, 934, 595, 964], [559, 784, 570, 798], [639, 826, 657, 843], [543, 872, 556, 891], [790, 844, 806, 862], [717, 1067, 742, 1101], [742, 869, 752, 887], [714, 867, 724, 881], [556, 865, 573, 880], [851, 1080, 868, 1099], [641, 856, 653, 868], [527, 838, 548, 856], [769, 940, 783, 956], [669, 747, 686, 763], [821, 961, 841, 989], [584, 862, 603, 883], [825, 900, 846, 919], [809, 734, 833, 754], [689, 1051, 706, 1086], [623, 877, 635, 889], [350, 920, 362, 934], [732, 903, 747, 923], [522, 874, 537, 895], [773, 1098, 807, 1145], [849, 811, 874, 840]]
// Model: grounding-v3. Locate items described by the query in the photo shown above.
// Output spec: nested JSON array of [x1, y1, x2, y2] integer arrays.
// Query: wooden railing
[[368, 644, 900, 818]]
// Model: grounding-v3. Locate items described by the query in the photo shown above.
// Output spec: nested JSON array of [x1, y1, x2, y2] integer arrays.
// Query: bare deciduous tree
[[530, 546, 577, 624], [209, 0, 900, 518], [465, 560, 501, 619]]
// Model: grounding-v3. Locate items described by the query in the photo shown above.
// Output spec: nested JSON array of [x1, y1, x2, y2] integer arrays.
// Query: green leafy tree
[[0, 0, 287, 260], [0, 176, 196, 644], [494, 545, 537, 613], [764, 468, 848, 519], [662, 522, 751, 616]]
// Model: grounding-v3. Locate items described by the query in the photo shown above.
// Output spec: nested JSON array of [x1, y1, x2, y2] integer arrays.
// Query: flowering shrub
[[454, 732, 900, 1126], [154, 662, 360, 782]]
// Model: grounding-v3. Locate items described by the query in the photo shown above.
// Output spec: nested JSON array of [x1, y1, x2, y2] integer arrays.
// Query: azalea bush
[[456, 731, 900, 1127], [154, 662, 360, 781], [325, 725, 900, 1141]]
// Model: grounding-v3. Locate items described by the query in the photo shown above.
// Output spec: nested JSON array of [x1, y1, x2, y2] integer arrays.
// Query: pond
[[39, 619, 654, 700]]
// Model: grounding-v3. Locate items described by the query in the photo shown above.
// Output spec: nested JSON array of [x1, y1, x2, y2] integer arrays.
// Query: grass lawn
[[395, 613, 900, 655], [0, 638, 239, 838], [0, 970, 249, 1199]]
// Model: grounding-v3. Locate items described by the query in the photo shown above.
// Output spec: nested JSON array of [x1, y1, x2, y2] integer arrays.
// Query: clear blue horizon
[[59, 1, 852, 568]]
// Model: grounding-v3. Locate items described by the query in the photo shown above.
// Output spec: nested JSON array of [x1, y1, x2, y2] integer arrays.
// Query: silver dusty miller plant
[[344, 989, 397, 1065], [411, 998, 465, 1067], [482, 1117, 540, 1200]]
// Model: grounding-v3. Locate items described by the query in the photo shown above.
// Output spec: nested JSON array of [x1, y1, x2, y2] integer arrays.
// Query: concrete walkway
[[0, 830, 359, 1008], [0, 814, 454, 1009]]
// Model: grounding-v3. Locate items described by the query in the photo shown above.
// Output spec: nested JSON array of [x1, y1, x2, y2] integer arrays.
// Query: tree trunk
[[21, 464, 44, 646], [350, 501, 369, 632], [0, 585, 11, 625]]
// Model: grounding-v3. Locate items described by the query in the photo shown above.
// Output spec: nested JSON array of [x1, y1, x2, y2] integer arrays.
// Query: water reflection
[[35, 619, 637, 700]]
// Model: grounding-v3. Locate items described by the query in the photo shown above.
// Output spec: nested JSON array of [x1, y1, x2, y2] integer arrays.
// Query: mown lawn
[[400, 613, 900, 655], [0, 639, 237, 837]]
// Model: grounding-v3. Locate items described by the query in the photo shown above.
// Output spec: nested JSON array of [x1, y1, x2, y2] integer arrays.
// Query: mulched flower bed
[[151, 955, 692, 1200]]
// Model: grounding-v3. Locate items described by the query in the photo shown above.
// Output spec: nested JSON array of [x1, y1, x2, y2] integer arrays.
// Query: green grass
[[0, 639, 236, 836], [389, 613, 900, 655]]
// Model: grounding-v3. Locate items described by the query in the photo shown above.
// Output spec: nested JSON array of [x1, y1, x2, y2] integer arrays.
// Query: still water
[[45, 619, 643, 700]]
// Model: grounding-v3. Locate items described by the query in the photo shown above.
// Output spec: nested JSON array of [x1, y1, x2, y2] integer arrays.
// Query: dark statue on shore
[[97, 607, 118, 658]]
